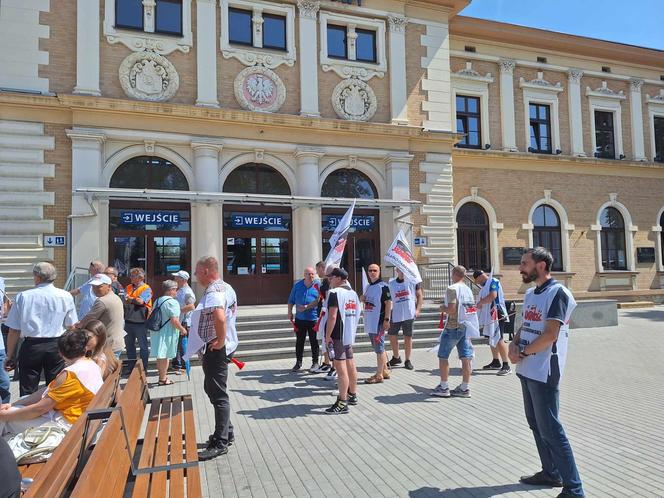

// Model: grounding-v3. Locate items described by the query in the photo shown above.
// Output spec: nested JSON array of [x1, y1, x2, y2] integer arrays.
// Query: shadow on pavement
[[233, 385, 333, 403], [236, 403, 331, 420], [236, 368, 303, 385], [620, 308, 664, 322], [374, 384, 440, 404], [409, 483, 551, 497]]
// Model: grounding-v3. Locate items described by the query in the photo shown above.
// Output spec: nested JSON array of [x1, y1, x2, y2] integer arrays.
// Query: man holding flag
[[362, 264, 392, 384], [473, 270, 511, 376], [384, 231, 423, 371]]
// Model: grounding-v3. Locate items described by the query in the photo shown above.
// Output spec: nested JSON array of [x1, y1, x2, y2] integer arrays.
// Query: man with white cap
[[172, 270, 196, 374], [70, 260, 106, 318], [76, 273, 125, 358]]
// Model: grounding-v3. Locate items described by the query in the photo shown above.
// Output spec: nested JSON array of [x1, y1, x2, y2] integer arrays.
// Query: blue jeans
[[520, 375, 584, 496], [0, 349, 10, 403], [438, 326, 473, 359], [124, 322, 149, 372], [367, 333, 385, 354]]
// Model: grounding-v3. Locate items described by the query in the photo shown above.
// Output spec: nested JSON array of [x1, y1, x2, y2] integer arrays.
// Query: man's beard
[[521, 270, 538, 283]]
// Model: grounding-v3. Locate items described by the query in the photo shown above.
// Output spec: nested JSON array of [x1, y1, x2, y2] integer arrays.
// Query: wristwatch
[[383, 318, 390, 322], [518, 344, 530, 357]]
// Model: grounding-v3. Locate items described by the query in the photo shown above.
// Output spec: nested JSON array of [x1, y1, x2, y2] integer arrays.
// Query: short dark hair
[[524, 247, 554, 272], [472, 270, 484, 279], [329, 267, 349, 280], [58, 329, 89, 360], [315, 261, 325, 269]]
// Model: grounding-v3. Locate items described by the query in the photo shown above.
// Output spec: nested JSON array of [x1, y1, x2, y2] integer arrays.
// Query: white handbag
[[8, 423, 68, 464]]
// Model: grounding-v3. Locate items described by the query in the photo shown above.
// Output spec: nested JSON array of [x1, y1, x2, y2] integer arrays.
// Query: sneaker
[[497, 365, 512, 376], [347, 392, 358, 406], [482, 360, 501, 370], [309, 362, 321, 373], [404, 359, 414, 370], [431, 384, 450, 397], [198, 437, 228, 461], [227, 433, 235, 446], [323, 369, 337, 381], [325, 400, 349, 414], [388, 356, 402, 367], [519, 471, 563, 487], [450, 386, 471, 398], [291, 362, 302, 372], [319, 363, 331, 373]]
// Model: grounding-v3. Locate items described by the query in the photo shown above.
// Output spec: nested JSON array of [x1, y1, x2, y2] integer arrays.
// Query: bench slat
[[23, 368, 121, 498], [148, 397, 173, 498], [70, 366, 145, 498], [182, 396, 202, 498], [130, 398, 162, 498], [169, 397, 185, 498]]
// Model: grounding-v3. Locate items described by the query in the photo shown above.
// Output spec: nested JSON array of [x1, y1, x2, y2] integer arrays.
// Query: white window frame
[[220, 0, 296, 68], [319, 11, 386, 80], [590, 195, 637, 272], [103, 0, 193, 55], [646, 90, 664, 162], [654, 206, 664, 272], [586, 83, 626, 160], [520, 73, 563, 154], [522, 192, 573, 272], [451, 63, 493, 149]]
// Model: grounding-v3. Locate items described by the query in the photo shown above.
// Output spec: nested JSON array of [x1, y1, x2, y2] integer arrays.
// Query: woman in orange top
[[123, 267, 153, 372], [0, 329, 103, 437]]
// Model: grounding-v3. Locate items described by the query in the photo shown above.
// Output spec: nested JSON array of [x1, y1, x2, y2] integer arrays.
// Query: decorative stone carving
[[331, 78, 377, 121], [223, 49, 295, 69], [567, 69, 583, 84], [322, 64, 384, 81], [585, 81, 626, 99], [144, 140, 155, 154], [297, 0, 319, 19], [646, 89, 664, 104], [234, 66, 286, 113], [499, 59, 516, 74], [387, 15, 407, 34], [453, 62, 493, 83], [630, 79, 644, 92], [119, 51, 179, 102], [519, 72, 563, 92]]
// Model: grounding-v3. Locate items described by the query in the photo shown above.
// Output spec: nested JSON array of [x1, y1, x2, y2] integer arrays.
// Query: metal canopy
[[74, 187, 421, 209]]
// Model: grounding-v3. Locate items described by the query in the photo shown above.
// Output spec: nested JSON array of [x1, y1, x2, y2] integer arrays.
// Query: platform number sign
[[44, 235, 66, 247]]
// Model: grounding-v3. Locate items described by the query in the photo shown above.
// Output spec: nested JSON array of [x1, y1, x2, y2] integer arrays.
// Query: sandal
[[158, 379, 174, 386], [364, 375, 383, 384]]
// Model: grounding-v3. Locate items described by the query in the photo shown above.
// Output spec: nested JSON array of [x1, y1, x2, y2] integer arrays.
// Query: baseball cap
[[329, 267, 349, 280], [172, 270, 190, 280], [89, 273, 112, 286]]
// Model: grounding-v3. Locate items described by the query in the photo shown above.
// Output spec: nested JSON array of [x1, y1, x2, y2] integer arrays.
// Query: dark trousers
[[294, 319, 319, 364], [202, 346, 233, 444], [0, 349, 9, 404], [171, 327, 187, 370], [124, 321, 149, 373], [18, 338, 64, 396], [520, 375, 584, 496]]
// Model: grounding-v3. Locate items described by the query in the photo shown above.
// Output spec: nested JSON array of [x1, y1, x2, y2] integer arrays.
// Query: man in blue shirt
[[287, 266, 320, 372], [70, 260, 106, 318]]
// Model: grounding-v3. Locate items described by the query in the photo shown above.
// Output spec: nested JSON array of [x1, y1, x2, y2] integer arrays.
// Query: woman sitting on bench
[[83, 320, 120, 380], [0, 329, 104, 438]]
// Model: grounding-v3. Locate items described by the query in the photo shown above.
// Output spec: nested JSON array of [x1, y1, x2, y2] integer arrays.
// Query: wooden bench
[[70, 363, 202, 497], [20, 367, 121, 497]]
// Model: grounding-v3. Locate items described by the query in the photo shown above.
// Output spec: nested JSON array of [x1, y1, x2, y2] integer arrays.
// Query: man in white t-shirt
[[387, 269, 423, 370], [171, 270, 196, 374], [509, 247, 583, 497], [431, 265, 476, 398], [324, 267, 360, 414], [362, 264, 392, 384]]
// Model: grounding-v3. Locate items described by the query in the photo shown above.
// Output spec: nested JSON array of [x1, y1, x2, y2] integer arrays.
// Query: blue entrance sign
[[120, 211, 180, 225], [323, 215, 376, 232], [231, 213, 286, 229]]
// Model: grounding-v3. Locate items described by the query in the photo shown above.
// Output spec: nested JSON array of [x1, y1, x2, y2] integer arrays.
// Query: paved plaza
[[10, 308, 664, 497]]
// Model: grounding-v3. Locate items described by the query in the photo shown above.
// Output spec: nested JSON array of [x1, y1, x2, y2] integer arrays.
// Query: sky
[[460, 0, 664, 51]]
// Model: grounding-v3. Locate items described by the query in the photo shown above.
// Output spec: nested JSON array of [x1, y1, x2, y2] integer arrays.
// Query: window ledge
[[597, 271, 639, 276], [597, 271, 637, 291], [222, 45, 295, 69]]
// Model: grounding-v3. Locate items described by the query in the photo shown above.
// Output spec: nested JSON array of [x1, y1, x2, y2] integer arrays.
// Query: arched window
[[533, 204, 563, 271], [456, 202, 490, 271], [110, 156, 189, 190], [223, 163, 291, 195], [321, 169, 377, 199], [600, 207, 627, 270]]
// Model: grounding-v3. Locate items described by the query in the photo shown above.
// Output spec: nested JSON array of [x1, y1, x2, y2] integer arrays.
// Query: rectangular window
[[655, 116, 664, 162], [115, 0, 144, 30], [155, 0, 183, 35], [355, 29, 377, 63], [262, 13, 287, 50], [529, 103, 552, 154], [229, 7, 253, 46], [595, 111, 616, 159], [327, 24, 347, 59], [456, 95, 481, 149]]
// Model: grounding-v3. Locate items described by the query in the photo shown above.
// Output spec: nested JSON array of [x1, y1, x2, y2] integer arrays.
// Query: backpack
[[146, 297, 175, 332]]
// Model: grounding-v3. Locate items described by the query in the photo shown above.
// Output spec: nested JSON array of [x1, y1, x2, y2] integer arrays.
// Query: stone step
[[616, 301, 655, 309], [0, 163, 55, 178]]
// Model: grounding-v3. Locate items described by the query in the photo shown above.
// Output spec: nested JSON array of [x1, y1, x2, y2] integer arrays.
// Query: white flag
[[361, 267, 369, 295], [384, 229, 422, 284], [324, 200, 355, 269]]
